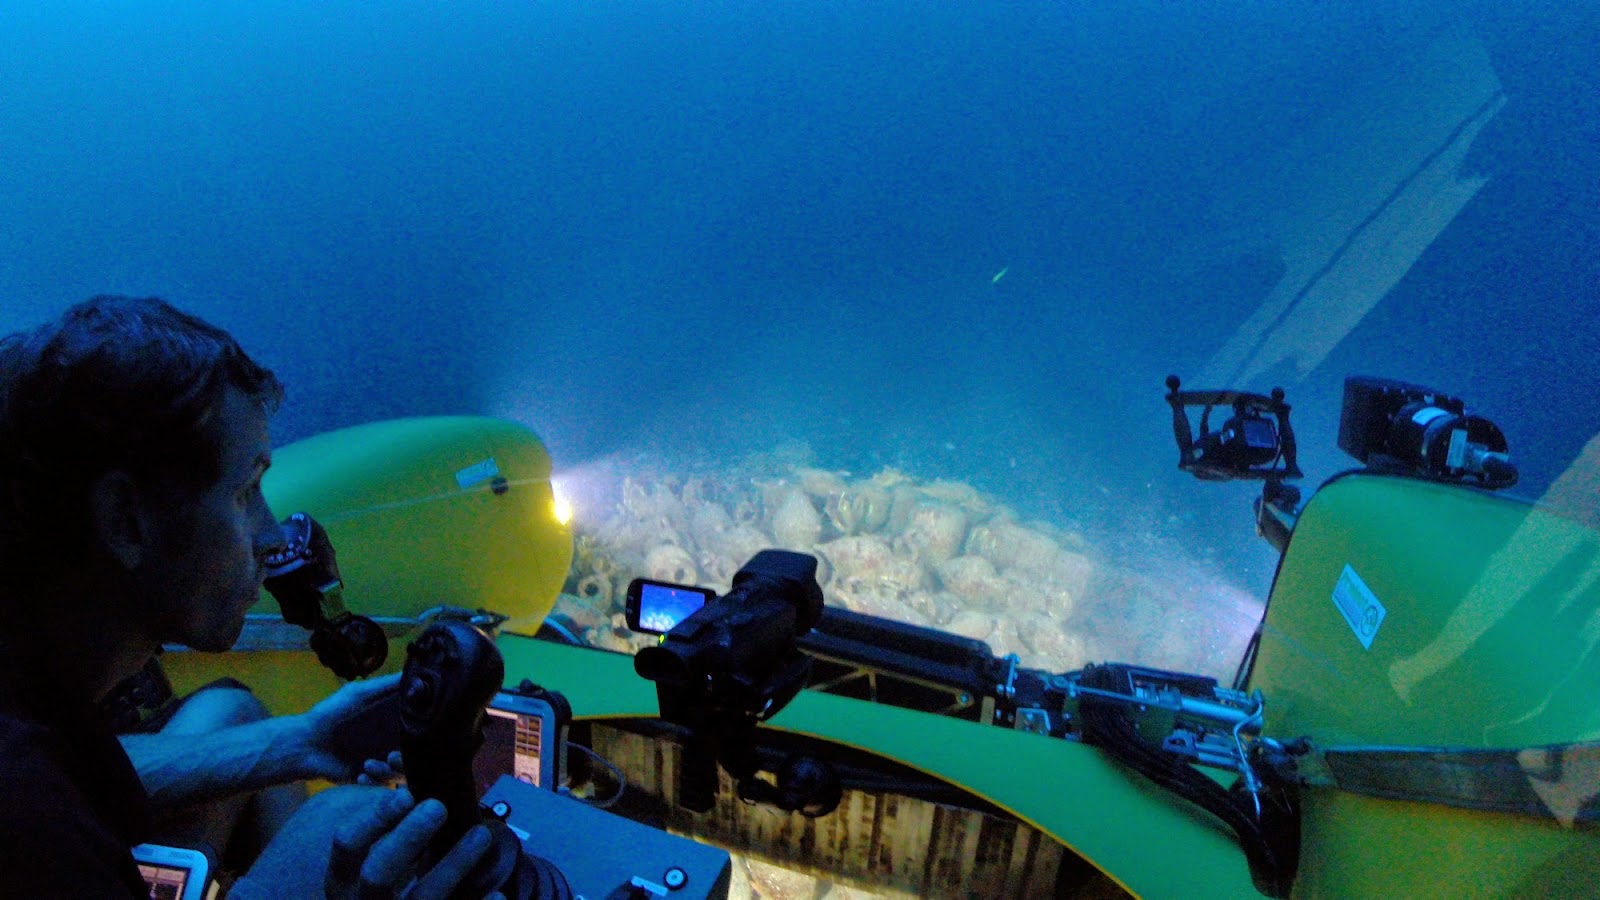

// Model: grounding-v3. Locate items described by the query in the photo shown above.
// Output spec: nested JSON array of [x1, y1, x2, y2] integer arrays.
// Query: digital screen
[[1241, 417, 1277, 447], [138, 862, 190, 900], [639, 583, 709, 633], [475, 707, 547, 793]]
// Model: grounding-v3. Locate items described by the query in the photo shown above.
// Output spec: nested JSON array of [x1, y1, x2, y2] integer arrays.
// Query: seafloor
[[556, 451, 1258, 681], [550, 452, 1260, 898]]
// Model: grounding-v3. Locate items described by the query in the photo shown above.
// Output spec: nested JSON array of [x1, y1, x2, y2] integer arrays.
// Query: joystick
[[400, 619, 573, 899]]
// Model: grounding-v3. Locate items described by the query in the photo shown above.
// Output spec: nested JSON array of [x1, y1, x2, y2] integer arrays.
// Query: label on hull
[[1333, 564, 1387, 649]]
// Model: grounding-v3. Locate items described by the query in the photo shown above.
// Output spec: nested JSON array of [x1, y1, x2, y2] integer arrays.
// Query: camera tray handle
[[1165, 376, 1301, 480]]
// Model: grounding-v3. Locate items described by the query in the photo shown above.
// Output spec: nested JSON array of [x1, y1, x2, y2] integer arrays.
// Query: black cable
[[1078, 665, 1299, 898]]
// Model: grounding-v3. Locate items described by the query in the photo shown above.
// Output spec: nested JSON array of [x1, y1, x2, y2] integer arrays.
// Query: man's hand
[[299, 674, 408, 783], [359, 749, 407, 787], [326, 788, 503, 900], [230, 786, 506, 900]]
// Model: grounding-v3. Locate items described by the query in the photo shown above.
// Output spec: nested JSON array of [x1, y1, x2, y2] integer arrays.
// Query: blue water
[[3, 2, 1597, 618]]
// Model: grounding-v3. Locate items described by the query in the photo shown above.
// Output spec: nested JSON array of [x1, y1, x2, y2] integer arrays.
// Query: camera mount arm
[[261, 512, 389, 679], [1165, 377, 1304, 552], [1166, 376, 1302, 481]]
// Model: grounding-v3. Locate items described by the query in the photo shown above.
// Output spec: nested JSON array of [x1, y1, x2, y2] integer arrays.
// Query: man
[[0, 296, 494, 897]]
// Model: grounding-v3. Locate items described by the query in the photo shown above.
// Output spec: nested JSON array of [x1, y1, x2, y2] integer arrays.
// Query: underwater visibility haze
[[3, 0, 1599, 711]]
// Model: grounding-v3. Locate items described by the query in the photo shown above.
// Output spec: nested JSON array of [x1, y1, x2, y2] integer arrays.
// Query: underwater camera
[[1166, 376, 1305, 553], [1165, 374, 1518, 554], [1337, 376, 1517, 489], [630, 549, 823, 724], [1165, 375, 1302, 483], [627, 550, 833, 815], [262, 512, 389, 679]]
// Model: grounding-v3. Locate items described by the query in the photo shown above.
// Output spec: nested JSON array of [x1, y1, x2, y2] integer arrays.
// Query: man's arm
[[120, 674, 404, 807], [119, 712, 321, 806]]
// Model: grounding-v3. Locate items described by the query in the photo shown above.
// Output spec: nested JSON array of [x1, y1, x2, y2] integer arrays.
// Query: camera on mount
[[630, 549, 824, 724], [262, 512, 389, 679], [1337, 376, 1516, 489], [626, 550, 841, 818], [1163, 374, 1518, 553], [1166, 376, 1303, 552], [1165, 375, 1302, 483]]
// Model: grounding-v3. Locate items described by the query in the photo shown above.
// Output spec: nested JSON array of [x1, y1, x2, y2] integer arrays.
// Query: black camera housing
[[1164, 376, 1301, 482], [262, 512, 389, 679], [633, 550, 822, 698], [632, 550, 825, 814], [1337, 376, 1515, 488]]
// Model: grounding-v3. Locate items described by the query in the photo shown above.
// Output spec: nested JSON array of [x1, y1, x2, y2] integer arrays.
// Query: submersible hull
[[164, 416, 1599, 898]]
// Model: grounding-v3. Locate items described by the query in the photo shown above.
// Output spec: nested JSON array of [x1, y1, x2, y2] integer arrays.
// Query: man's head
[[0, 296, 285, 650]]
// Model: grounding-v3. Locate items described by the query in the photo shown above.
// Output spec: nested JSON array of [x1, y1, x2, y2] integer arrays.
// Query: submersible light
[[551, 482, 574, 526]]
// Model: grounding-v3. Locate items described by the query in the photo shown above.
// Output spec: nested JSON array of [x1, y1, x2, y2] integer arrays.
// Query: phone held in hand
[[132, 842, 213, 900]]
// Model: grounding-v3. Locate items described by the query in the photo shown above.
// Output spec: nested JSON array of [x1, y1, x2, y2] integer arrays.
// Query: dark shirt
[[0, 633, 152, 898]]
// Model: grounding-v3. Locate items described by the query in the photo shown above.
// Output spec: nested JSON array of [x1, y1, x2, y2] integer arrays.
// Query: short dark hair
[[0, 296, 283, 582]]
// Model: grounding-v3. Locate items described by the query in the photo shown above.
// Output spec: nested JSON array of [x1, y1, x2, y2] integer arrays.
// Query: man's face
[[138, 385, 281, 653]]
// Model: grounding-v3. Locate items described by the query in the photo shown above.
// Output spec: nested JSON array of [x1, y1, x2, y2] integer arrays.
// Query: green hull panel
[[173, 634, 1262, 897], [499, 636, 1261, 899], [1251, 474, 1600, 897]]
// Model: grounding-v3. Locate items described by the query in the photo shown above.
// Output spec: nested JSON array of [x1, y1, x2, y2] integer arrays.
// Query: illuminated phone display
[[139, 862, 190, 900], [502, 706, 546, 786], [626, 579, 715, 634], [132, 844, 209, 900]]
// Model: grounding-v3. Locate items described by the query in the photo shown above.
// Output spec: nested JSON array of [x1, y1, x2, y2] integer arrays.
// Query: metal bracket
[[1016, 707, 1052, 735], [163, 605, 510, 653]]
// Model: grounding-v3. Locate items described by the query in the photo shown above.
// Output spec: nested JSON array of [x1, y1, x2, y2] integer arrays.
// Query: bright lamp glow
[[551, 486, 574, 526]]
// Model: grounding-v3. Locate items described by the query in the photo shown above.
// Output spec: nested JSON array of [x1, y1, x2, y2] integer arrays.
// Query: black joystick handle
[[399, 620, 572, 900], [399, 620, 503, 853]]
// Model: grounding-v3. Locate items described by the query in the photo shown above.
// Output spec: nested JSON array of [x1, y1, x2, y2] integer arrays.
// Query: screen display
[[474, 706, 547, 793], [138, 862, 190, 900], [638, 583, 709, 633]]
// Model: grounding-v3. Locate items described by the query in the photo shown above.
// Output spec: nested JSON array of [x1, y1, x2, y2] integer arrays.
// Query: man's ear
[[89, 470, 147, 570]]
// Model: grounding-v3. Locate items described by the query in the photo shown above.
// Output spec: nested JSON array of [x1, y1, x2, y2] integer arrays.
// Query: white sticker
[[1446, 428, 1468, 469], [1411, 406, 1451, 427], [455, 458, 501, 490], [1332, 564, 1386, 649]]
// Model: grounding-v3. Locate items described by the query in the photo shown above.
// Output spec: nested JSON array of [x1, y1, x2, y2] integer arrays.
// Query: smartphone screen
[[139, 863, 190, 900], [132, 844, 209, 900], [629, 580, 714, 634]]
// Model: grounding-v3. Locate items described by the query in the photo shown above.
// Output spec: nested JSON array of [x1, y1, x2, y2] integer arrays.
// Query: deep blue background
[[3, 2, 1596, 597]]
